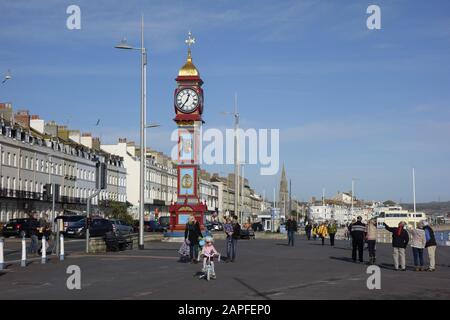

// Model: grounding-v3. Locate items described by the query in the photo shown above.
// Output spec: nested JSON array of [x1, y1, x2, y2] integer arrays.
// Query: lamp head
[[115, 38, 134, 50]]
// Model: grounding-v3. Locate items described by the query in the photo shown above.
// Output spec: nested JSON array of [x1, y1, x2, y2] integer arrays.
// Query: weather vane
[[185, 31, 196, 50]]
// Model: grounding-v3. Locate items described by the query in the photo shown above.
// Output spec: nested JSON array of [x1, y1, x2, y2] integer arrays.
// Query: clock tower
[[167, 32, 208, 238]]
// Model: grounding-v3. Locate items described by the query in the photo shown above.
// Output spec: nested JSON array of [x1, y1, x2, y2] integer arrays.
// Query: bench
[[104, 232, 133, 251]]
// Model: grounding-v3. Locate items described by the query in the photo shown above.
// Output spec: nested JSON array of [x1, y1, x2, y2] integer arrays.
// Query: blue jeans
[[29, 234, 39, 254], [226, 237, 237, 261], [412, 247, 424, 267], [287, 231, 295, 246], [189, 243, 199, 261]]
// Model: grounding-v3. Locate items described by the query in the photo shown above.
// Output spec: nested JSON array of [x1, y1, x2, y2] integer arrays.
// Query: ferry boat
[[372, 205, 427, 228]]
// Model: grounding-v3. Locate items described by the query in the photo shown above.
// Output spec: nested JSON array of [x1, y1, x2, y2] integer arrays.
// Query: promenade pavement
[[0, 235, 449, 300]]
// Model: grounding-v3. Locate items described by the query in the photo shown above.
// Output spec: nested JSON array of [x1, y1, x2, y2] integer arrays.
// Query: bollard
[[21, 236, 27, 267], [0, 238, 4, 270], [60, 233, 64, 261], [41, 237, 46, 264]]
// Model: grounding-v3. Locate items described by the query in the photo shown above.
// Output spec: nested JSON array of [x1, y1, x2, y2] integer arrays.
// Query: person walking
[[230, 216, 241, 262], [365, 218, 377, 265], [184, 215, 203, 264], [286, 216, 298, 246], [223, 217, 234, 262], [423, 221, 437, 272], [318, 222, 328, 246], [384, 221, 409, 271], [305, 221, 312, 241], [350, 216, 366, 263], [408, 222, 426, 272], [28, 219, 39, 255], [312, 223, 318, 240], [347, 218, 356, 248], [327, 220, 337, 246]]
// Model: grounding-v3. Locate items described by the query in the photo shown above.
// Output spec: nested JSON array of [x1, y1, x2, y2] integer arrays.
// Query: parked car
[[147, 220, 166, 232], [240, 227, 256, 240], [2, 218, 38, 238], [132, 220, 166, 232], [158, 216, 170, 228], [54, 215, 85, 234], [109, 219, 134, 235], [252, 222, 264, 232], [66, 218, 114, 238], [205, 221, 223, 232]]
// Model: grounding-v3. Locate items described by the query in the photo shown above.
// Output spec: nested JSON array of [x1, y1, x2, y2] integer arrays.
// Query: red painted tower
[[167, 32, 208, 237]]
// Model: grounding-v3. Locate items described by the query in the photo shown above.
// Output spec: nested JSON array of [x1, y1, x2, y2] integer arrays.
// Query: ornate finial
[[178, 31, 199, 76], [185, 31, 196, 49]]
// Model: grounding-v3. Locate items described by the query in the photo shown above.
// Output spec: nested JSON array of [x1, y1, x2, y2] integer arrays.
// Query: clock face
[[176, 88, 199, 113]]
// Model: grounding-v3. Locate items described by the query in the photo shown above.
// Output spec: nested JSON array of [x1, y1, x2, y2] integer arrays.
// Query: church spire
[[280, 164, 288, 192]]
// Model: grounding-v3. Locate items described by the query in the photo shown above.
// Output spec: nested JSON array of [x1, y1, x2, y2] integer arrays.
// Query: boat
[[372, 205, 427, 228]]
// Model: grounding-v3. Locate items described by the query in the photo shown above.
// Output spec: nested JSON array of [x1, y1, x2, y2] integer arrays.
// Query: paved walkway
[[0, 236, 449, 300]]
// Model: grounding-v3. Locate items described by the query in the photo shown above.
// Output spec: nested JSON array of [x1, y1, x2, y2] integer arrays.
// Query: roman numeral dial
[[176, 88, 199, 113]]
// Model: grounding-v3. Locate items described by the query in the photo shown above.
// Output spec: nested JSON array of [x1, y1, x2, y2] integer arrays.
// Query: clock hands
[[181, 93, 190, 108]]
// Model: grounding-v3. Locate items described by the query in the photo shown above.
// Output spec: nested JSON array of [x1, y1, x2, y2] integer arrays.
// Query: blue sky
[[1, 0, 449, 202]]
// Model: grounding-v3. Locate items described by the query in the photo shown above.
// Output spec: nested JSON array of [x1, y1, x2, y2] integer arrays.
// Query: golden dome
[[178, 49, 199, 77]]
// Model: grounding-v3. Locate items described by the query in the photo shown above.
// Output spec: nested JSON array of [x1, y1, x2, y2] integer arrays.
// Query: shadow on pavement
[[275, 243, 289, 246], [233, 277, 272, 300], [332, 246, 352, 251]]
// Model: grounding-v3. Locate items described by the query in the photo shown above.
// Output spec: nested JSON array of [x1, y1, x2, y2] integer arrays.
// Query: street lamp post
[[115, 15, 147, 249], [221, 93, 239, 219]]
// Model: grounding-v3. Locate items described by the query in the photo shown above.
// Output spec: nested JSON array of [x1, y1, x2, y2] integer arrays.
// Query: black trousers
[[367, 240, 376, 258], [329, 233, 335, 246], [306, 231, 311, 240], [352, 238, 364, 262]]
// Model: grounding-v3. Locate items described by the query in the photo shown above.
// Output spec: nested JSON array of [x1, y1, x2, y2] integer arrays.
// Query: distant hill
[[400, 201, 450, 217]]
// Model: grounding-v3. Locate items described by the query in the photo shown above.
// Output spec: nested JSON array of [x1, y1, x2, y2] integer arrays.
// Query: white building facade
[[0, 114, 126, 223]]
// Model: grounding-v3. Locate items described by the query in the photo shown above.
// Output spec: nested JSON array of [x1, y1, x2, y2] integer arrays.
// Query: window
[[13, 154, 17, 167], [7, 152, 11, 166], [25, 156, 29, 169]]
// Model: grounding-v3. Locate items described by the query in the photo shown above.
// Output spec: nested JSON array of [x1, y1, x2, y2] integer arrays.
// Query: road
[[0, 236, 449, 300]]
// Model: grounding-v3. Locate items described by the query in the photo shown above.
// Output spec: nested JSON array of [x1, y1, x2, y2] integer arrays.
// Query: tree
[[104, 201, 134, 225]]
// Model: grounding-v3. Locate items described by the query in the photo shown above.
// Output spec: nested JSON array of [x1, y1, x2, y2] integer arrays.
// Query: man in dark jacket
[[423, 221, 437, 271], [350, 216, 366, 263], [384, 221, 409, 271], [305, 222, 312, 241], [286, 216, 298, 246], [229, 216, 241, 262]]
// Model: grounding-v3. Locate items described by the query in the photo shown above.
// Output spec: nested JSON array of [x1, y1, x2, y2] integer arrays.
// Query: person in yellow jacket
[[312, 223, 319, 240], [318, 222, 329, 246]]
